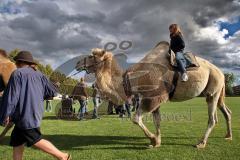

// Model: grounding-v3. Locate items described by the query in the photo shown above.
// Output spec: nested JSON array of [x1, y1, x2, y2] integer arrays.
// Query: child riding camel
[[169, 24, 188, 81]]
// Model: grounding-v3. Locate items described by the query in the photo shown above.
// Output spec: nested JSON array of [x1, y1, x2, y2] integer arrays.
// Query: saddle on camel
[[123, 42, 200, 99]]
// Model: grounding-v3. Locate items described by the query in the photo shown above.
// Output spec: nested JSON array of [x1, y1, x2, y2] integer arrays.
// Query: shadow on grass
[[0, 135, 224, 150], [43, 116, 80, 121], [43, 116, 59, 120], [42, 114, 127, 121], [0, 135, 148, 150]]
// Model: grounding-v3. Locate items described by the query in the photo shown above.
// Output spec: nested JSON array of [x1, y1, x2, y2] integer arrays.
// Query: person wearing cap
[[0, 51, 71, 160]]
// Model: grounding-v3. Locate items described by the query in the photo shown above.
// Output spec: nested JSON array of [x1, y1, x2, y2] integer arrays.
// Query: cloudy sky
[[0, 0, 240, 84]]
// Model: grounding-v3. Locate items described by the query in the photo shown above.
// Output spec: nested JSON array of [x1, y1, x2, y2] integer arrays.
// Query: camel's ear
[[92, 48, 106, 57], [101, 50, 106, 55]]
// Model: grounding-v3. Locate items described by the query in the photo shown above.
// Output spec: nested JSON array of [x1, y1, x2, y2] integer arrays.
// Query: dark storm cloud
[[0, 0, 239, 72], [191, 0, 238, 26], [4, 1, 104, 56]]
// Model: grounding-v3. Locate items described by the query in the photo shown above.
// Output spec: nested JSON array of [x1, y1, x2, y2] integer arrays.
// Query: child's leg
[[34, 139, 69, 160], [13, 145, 24, 160], [175, 52, 187, 74]]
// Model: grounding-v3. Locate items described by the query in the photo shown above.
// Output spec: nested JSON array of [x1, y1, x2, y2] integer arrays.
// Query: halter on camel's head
[[76, 48, 112, 74]]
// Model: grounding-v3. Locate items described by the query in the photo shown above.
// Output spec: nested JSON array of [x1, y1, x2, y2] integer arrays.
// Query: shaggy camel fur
[[76, 41, 232, 149], [0, 55, 16, 141], [0, 56, 16, 87]]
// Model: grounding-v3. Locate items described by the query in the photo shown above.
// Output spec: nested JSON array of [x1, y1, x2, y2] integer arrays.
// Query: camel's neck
[[95, 57, 127, 105]]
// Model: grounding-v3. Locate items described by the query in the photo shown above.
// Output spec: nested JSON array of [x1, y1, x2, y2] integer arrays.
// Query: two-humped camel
[[75, 41, 232, 149]]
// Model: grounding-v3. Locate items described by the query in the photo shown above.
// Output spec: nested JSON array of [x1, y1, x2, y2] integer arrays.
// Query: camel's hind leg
[[196, 92, 220, 149], [151, 108, 161, 147], [218, 87, 232, 140]]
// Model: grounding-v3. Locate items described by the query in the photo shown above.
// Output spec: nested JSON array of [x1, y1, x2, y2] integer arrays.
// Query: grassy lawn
[[0, 97, 239, 160]]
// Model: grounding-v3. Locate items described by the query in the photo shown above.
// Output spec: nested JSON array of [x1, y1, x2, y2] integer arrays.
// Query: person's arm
[[176, 35, 185, 51], [0, 72, 21, 126], [43, 76, 58, 100]]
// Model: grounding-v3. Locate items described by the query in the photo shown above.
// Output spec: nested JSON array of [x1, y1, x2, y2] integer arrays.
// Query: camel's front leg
[[132, 107, 156, 148]]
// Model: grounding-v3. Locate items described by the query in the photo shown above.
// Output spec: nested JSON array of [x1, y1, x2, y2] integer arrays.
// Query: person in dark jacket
[[0, 51, 71, 160], [169, 24, 188, 81], [72, 77, 89, 120]]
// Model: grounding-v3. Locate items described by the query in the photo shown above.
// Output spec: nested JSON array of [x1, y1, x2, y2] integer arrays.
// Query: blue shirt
[[0, 67, 57, 129]]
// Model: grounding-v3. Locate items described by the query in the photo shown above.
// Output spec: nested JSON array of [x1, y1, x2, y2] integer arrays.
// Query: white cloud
[[233, 0, 240, 6], [16, 0, 23, 4], [193, 24, 229, 44]]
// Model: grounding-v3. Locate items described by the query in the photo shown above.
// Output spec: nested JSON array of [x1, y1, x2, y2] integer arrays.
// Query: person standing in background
[[46, 99, 52, 112], [92, 83, 100, 119], [72, 77, 89, 120]]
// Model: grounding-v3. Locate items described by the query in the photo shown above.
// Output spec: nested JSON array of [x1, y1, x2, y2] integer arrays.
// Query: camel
[[75, 41, 232, 149], [0, 55, 16, 88], [0, 54, 16, 141]]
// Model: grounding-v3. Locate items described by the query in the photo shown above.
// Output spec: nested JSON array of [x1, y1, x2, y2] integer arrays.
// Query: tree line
[[7, 49, 93, 96], [6, 49, 237, 96]]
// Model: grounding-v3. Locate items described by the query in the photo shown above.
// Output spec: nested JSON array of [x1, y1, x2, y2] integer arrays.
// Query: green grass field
[[0, 97, 239, 160]]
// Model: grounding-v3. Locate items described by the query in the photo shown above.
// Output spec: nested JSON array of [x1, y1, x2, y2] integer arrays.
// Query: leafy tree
[[45, 64, 53, 77], [8, 49, 20, 62], [60, 77, 79, 95], [38, 64, 53, 78], [224, 73, 236, 96], [8, 48, 85, 95], [49, 71, 66, 84]]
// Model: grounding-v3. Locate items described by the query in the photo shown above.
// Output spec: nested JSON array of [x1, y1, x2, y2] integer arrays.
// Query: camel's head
[[75, 48, 112, 74]]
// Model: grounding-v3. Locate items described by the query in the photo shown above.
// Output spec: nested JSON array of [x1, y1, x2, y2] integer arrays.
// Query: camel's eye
[[89, 55, 94, 59]]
